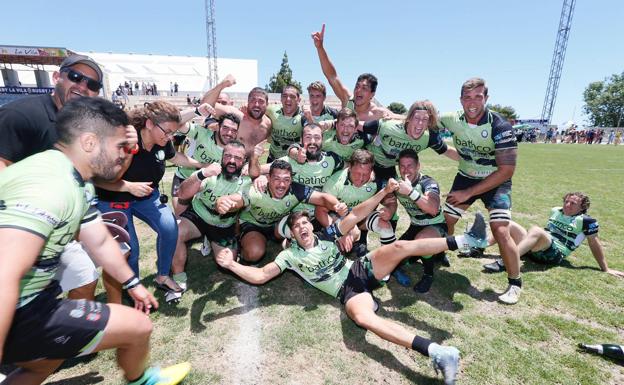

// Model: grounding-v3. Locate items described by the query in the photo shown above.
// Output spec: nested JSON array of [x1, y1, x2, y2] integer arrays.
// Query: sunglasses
[[61, 68, 102, 92]]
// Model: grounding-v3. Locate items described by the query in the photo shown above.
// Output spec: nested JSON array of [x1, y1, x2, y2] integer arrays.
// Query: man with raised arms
[[438, 77, 521, 305], [216, 179, 492, 385]]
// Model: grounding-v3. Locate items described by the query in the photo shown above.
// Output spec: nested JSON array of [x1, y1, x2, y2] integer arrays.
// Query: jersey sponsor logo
[[298, 250, 341, 273], [14, 203, 61, 226], [481, 129, 488, 138], [383, 135, 423, 152], [273, 128, 300, 140], [296, 174, 331, 187], [549, 218, 576, 232], [453, 137, 492, 153]]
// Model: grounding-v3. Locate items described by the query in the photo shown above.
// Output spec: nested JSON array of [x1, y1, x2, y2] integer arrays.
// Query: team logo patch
[[366, 186, 372, 192], [292, 118, 298, 125], [286, 201, 291, 207], [156, 150, 165, 161], [481, 130, 489, 138], [69, 309, 85, 318], [320, 244, 328, 250], [321, 161, 329, 168]]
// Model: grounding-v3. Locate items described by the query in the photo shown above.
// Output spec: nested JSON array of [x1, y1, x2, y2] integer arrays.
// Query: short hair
[[287, 210, 311, 228], [564, 192, 591, 213], [350, 149, 374, 166], [224, 139, 246, 152], [282, 84, 301, 95], [303, 123, 322, 136], [337, 108, 359, 127], [130, 101, 180, 130], [219, 113, 240, 127], [248, 87, 268, 102], [405, 100, 438, 129], [356, 73, 378, 93], [307, 81, 326, 96], [461, 77, 488, 97], [56, 97, 129, 145], [269, 159, 293, 176], [398, 148, 420, 164]]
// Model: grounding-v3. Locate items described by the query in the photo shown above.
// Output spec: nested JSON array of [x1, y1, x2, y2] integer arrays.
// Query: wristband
[[196, 170, 207, 181], [409, 188, 422, 202], [122, 275, 140, 290]]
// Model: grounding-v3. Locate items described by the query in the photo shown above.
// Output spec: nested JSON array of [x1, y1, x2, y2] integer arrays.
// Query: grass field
[[40, 143, 624, 385]]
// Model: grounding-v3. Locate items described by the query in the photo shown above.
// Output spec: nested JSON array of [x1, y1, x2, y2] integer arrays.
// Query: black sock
[[422, 257, 434, 276], [446, 236, 458, 251], [508, 277, 522, 288], [412, 335, 433, 356]]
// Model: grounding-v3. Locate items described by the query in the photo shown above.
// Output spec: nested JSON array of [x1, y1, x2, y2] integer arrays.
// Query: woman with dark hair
[[95, 101, 208, 296]]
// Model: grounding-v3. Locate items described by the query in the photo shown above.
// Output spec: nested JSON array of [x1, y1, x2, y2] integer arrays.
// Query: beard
[[222, 161, 242, 180], [306, 148, 322, 162], [91, 148, 123, 181]]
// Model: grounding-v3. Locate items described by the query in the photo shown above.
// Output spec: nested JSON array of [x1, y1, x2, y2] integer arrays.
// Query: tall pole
[[541, 0, 576, 125], [205, 0, 218, 88]]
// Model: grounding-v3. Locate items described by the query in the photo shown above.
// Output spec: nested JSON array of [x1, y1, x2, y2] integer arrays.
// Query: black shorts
[[399, 222, 448, 241], [373, 164, 397, 183], [180, 207, 237, 249], [2, 285, 110, 364], [339, 257, 383, 305], [171, 175, 192, 206], [449, 174, 512, 211], [239, 221, 279, 242]]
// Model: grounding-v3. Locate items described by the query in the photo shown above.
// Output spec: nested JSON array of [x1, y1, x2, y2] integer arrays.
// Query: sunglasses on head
[[61, 68, 102, 92]]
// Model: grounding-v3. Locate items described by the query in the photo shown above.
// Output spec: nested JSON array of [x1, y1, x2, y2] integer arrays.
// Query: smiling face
[[221, 144, 246, 179], [405, 110, 430, 139], [336, 116, 357, 144], [52, 63, 101, 109], [562, 194, 583, 216], [460, 85, 488, 124], [353, 79, 375, 107], [302, 125, 323, 161], [281, 87, 300, 116], [398, 155, 420, 184], [268, 168, 293, 199], [291, 214, 315, 249], [147, 119, 178, 147], [217, 118, 239, 145], [348, 162, 373, 188], [308, 89, 325, 113], [90, 125, 130, 181], [247, 91, 268, 120]]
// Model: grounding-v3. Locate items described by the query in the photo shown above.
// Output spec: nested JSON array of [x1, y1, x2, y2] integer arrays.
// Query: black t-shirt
[[96, 127, 176, 202], [0, 94, 58, 163]]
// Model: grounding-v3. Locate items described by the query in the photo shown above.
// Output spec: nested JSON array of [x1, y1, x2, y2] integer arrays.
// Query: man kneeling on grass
[[215, 178, 490, 385], [483, 192, 624, 278]]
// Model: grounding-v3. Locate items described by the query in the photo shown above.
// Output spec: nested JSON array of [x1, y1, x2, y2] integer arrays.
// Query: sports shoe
[[392, 268, 411, 287], [414, 274, 434, 293], [483, 258, 505, 273], [498, 284, 522, 305], [463, 212, 488, 249], [127, 362, 191, 385], [458, 247, 485, 258], [428, 343, 460, 385], [172, 272, 187, 292]]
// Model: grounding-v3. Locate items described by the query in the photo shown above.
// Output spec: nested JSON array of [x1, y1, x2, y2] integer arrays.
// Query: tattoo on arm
[[496, 148, 517, 166]]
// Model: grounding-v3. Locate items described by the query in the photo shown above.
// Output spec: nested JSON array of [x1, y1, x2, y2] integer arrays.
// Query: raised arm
[[200, 74, 236, 106], [587, 235, 624, 278], [311, 24, 350, 106]]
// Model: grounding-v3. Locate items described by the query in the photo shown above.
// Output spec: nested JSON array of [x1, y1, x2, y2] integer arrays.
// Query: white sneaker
[[498, 284, 522, 304]]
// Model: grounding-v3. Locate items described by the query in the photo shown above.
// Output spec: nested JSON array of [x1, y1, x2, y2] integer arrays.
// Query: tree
[[487, 104, 518, 121], [583, 72, 624, 127], [265, 51, 302, 94], [387, 102, 407, 115]]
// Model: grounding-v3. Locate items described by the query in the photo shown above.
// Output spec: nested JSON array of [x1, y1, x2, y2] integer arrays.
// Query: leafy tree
[[583, 72, 624, 127], [265, 51, 302, 93], [487, 104, 518, 121], [387, 102, 407, 115]]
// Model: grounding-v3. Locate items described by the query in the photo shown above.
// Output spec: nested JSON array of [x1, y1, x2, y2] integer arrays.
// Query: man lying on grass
[[216, 178, 490, 385]]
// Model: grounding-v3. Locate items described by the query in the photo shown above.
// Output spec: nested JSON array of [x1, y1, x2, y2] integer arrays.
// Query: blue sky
[[2, 0, 622, 125]]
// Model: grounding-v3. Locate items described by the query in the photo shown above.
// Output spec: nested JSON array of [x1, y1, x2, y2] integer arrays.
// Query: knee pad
[[365, 211, 396, 245], [443, 202, 465, 219]]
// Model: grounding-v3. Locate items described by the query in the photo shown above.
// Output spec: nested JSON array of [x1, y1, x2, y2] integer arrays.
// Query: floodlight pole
[[205, 0, 218, 88]]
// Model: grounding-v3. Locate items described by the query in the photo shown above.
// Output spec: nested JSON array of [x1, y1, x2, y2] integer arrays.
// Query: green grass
[[43, 143, 624, 385]]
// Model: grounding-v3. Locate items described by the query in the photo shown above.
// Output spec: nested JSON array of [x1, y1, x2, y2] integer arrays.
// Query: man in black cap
[[0, 54, 106, 300]]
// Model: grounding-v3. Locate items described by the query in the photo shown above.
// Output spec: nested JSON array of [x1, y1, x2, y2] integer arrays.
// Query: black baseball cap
[[59, 54, 103, 82]]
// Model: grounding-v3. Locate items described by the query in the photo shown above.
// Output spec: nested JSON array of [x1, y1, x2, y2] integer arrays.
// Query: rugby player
[[265, 85, 305, 162]]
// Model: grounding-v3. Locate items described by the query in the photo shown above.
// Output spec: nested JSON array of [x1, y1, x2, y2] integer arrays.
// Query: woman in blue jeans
[[96, 101, 207, 293]]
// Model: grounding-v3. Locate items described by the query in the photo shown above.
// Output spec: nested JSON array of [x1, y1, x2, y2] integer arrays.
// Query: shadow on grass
[[46, 371, 105, 384], [479, 257, 600, 275]]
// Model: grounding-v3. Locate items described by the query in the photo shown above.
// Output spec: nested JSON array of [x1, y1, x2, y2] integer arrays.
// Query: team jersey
[[396, 174, 445, 226], [302, 105, 339, 125], [438, 109, 516, 179], [363, 119, 447, 168], [323, 168, 382, 208], [191, 173, 251, 228], [282, 151, 343, 214], [175, 123, 223, 179], [274, 224, 352, 298], [239, 182, 314, 227], [0, 150, 99, 308], [545, 207, 599, 257], [266, 104, 304, 159], [322, 129, 370, 162]]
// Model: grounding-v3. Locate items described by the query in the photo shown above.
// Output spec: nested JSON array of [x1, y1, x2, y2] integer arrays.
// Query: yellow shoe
[[156, 362, 191, 385]]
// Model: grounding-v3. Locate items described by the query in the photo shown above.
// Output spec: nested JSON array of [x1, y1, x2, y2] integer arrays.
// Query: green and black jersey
[[396, 174, 445, 226], [266, 105, 304, 159], [175, 123, 223, 179], [191, 173, 251, 228], [545, 207, 599, 257], [302, 105, 339, 125], [438, 109, 516, 179], [0, 150, 99, 308], [363, 119, 447, 168], [239, 182, 314, 227], [322, 130, 371, 163], [323, 168, 383, 209]]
